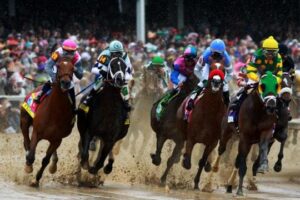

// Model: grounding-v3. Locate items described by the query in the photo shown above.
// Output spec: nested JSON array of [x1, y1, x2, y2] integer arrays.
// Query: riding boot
[[223, 91, 230, 107], [123, 99, 132, 112], [186, 86, 203, 111], [228, 88, 247, 125], [82, 88, 97, 106], [161, 89, 177, 107], [69, 88, 77, 114], [34, 81, 51, 104]]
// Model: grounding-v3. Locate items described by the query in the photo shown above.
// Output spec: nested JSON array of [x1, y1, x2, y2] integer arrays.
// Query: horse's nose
[[264, 96, 277, 114], [60, 80, 71, 90]]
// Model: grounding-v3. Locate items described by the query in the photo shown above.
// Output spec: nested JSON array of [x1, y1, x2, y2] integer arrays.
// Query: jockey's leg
[[34, 81, 51, 103], [68, 88, 76, 113], [223, 82, 230, 107], [228, 87, 247, 125], [160, 88, 178, 107], [82, 77, 103, 106], [121, 84, 131, 112], [186, 81, 205, 111]]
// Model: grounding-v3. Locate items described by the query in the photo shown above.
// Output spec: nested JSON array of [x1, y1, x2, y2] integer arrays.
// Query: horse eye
[[260, 84, 266, 91]]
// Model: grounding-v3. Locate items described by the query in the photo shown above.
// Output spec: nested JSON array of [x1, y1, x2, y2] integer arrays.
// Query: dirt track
[[0, 94, 299, 199]]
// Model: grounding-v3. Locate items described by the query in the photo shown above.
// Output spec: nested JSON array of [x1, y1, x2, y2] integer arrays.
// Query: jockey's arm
[[170, 70, 180, 85], [224, 64, 233, 83], [275, 56, 283, 84], [74, 60, 83, 80], [45, 58, 56, 80], [246, 62, 259, 82]]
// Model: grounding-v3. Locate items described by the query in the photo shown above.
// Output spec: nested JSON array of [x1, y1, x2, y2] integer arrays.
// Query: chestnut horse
[[178, 65, 226, 189], [214, 71, 279, 196], [77, 57, 129, 175], [150, 74, 198, 185], [20, 57, 75, 187]]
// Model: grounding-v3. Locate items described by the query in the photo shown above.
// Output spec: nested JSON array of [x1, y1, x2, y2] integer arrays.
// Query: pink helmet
[[62, 39, 77, 51]]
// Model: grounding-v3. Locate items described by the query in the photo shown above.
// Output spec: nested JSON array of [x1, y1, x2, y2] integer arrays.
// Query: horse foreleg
[[274, 139, 286, 172], [89, 142, 114, 175], [257, 137, 271, 174], [236, 141, 251, 196], [25, 130, 39, 174], [194, 145, 214, 190], [150, 135, 167, 166], [80, 131, 92, 170], [160, 141, 184, 185], [49, 151, 58, 174], [182, 139, 194, 170], [103, 140, 122, 174], [31, 140, 62, 187]]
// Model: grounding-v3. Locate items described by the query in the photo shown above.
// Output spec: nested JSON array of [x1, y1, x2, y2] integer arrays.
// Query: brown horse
[[215, 71, 279, 196], [20, 57, 75, 187], [150, 73, 198, 185], [178, 67, 226, 189]]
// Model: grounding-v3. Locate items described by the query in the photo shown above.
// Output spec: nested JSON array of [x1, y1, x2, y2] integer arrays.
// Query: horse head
[[278, 72, 293, 104], [258, 71, 279, 114], [56, 57, 74, 91], [207, 61, 225, 93], [107, 57, 127, 88]]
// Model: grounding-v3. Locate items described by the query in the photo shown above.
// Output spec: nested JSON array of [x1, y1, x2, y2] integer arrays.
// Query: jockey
[[228, 36, 283, 123], [82, 40, 133, 111], [279, 43, 295, 78], [160, 45, 197, 106], [144, 56, 170, 93], [34, 39, 83, 112], [187, 39, 232, 110]]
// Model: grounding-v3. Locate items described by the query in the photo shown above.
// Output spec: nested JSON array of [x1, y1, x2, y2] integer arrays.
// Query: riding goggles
[[263, 49, 278, 57]]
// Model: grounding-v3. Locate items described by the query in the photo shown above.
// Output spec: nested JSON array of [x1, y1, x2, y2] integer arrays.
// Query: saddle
[[22, 89, 51, 118], [155, 89, 180, 120]]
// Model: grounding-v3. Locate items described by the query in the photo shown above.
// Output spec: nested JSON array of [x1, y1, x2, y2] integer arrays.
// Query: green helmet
[[109, 40, 124, 52], [151, 56, 164, 66]]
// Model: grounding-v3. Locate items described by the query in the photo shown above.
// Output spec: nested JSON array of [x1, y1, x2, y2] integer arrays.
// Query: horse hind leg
[[20, 109, 32, 153], [194, 145, 214, 190], [150, 135, 167, 166], [25, 130, 39, 174], [31, 140, 62, 187], [236, 142, 251, 196], [49, 151, 58, 174], [89, 142, 114, 175], [160, 141, 184, 186]]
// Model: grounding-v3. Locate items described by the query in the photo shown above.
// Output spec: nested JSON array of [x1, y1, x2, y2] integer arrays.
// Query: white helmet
[[109, 40, 124, 52]]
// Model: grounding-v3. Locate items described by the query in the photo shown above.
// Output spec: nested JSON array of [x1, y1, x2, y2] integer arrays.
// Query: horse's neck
[[48, 85, 71, 107]]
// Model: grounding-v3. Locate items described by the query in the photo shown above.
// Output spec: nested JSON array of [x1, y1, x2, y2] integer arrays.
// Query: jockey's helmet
[[151, 56, 164, 66], [62, 39, 77, 51], [210, 39, 225, 54], [109, 40, 124, 53], [183, 45, 197, 59], [262, 36, 278, 57]]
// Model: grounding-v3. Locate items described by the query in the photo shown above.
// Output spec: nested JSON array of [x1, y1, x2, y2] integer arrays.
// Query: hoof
[[30, 180, 39, 187], [202, 182, 214, 193], [226, 185, 232, 193], [103, 164, 113, 174], [194, 185, 200, 190], [49, 164, 57, 174], [274, 162, 282, 172], [24, 164, 33, 174], [236, 188, 244, 196], [247, 181, 258, 191], [182, 157, 191, 170], [81, 161, 89, 170], [204, 162, 212, 172], [150, 153, 161, 166], [257, 163, 269, 174], [88, 167, 98, 175], [160, 177, 166, 186]]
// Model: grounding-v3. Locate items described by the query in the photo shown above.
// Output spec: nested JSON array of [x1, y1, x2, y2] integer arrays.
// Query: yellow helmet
[[262, 36, 278, 50]]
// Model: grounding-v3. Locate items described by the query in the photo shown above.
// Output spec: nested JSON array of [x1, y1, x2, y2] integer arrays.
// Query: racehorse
[[20, 57, 75, 187], [214, 71, 279, 196], [178, 62, 226, 189], [150, 74, 198, 185], [77, 57, 130, 175]]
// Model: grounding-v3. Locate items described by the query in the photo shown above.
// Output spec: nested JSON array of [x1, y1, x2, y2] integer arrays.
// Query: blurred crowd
[[1, 25, 300, 133]]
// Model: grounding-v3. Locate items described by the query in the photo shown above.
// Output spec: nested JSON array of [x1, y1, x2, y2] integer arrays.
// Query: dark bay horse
[[178, 67, 226, 189], [215, 71, 279, 196], [150, 74, 198, 185], [77, 57, 129, 175], [20, 57, 75, 187], [267, 72, 293, 172]]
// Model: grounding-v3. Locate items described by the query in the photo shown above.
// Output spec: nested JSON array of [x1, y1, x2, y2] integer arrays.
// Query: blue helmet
[[184, 45, 197, 58], [210, 39, 225, 53]]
